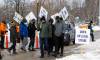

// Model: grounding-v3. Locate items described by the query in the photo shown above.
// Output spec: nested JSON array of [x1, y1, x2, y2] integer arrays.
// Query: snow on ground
[[56, 39, 100, 60], [92, 26, 100, 31]]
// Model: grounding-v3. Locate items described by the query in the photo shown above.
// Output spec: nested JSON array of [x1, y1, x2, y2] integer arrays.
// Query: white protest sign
[[39, 6, 48, 19], [13, 12, 23, 24], [59, 7, 68, 20], [75, 28, 90, 44], [51, 13, 60, 24], [26, 12, 36, 23]]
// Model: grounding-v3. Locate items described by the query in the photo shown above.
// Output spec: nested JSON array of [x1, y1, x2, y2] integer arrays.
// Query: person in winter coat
[[39, 16, 49, 58], [28, 19, 36, 51], [0, 20, 7, 49], [47, 18, 55, 56], [8, 21, 17, 54], [54, 16, 64, 57], [0, 16, 7, 60], [88, 21, 94, 42], [20, 19, 28, 51]]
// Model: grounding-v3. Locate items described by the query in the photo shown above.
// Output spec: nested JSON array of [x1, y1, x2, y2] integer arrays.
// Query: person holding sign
[[47, 18, 55, 56], [54, 16, 64, 57], [39, 16, 48, 58], [28, 19, 36, 51], [88, 21, 94, 42]]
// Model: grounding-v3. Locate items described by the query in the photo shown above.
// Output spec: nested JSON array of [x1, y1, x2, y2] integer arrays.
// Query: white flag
[[13, 12, 23, 24], [26, 12, 36, 23], [59, 7, 68, 20], [51, 13, 60, 24], [39, 6, 48, 19]]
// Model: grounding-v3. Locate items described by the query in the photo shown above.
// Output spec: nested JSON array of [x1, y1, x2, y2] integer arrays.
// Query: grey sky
[[0, 0, 4, 6]]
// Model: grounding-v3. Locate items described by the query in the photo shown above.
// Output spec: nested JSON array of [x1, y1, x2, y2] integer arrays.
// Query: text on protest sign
[[25, 12, 36, 23], [13, 12, 23, 24], [39, 6, 48, 19], [75, 28, 90, 44], [59, 7, 68, 20]]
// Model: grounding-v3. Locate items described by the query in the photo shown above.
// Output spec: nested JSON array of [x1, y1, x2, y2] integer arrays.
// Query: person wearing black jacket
[[48, 18, 55, 56], [8, 21, 17, 54], [88, 21, 94, 42], [28, 19, 36, 51]]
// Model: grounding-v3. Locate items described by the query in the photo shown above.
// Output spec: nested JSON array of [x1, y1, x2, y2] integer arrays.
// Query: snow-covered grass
[[56, 39, 100, 60]]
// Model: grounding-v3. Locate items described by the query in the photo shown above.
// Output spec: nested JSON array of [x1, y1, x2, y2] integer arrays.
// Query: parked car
[[63, 21, 75, 46]]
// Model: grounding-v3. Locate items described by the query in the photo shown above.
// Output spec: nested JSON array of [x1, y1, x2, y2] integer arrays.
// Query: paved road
[[1, 31, 100, 60]]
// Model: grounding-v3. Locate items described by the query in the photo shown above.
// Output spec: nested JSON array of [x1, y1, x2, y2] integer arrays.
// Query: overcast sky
[[0, 0, 4, 6]]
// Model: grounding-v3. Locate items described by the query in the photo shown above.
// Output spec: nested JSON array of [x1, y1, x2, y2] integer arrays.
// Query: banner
[[26, 12, 36, 23], [39, 6, 48, 19], [59, 7, 68, 20], [51, 13, 60, 24], [75, 28, 90, 44], [13, 12, 23, 24]]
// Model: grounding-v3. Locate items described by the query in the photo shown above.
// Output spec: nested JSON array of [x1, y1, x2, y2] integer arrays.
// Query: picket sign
[[75, 28, 90, 44], [59, 7, 69, 20], [13, 12, 23, 24], [39, 6, 48, 19], [75, 28, 91, 54], [25, 12, 36, 23]]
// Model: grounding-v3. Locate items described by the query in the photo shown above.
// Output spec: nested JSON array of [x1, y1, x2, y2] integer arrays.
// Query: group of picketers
[[0, 15, 94, 59]]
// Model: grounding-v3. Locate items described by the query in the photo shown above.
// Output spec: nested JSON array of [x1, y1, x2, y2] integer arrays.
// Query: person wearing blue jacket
[[20, 19, 28, 51]]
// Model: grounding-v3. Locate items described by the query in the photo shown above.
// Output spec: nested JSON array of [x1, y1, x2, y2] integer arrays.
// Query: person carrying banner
[[28, 19, 36, 51], [39, 16, 48, 58], [20, 18, 28, 52], [8, 21, 17, 54]]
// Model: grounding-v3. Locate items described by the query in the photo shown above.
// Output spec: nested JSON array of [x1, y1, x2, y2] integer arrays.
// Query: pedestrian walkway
[[1, 39, 100, 60]]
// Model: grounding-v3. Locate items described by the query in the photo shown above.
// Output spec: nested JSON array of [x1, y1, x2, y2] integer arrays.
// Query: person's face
[[57, 19, 60, 22], [11, 22, 15, 26]]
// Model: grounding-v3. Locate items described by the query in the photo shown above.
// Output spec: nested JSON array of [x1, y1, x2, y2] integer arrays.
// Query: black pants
[[48, 37, 54, 55], [1, 35, 4, 49], [40, 38, 46, 57], [29, 36, 35, 49], [9, 40, 16, 53], [90, 33, 94, 41], [55, 35, 64, 56]]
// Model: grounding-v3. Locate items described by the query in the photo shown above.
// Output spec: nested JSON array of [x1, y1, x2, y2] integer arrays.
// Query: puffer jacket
[[20, 22, 28, 37]]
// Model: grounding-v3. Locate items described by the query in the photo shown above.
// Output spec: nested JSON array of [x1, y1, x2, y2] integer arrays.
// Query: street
[[1, 31, 100, 60]]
